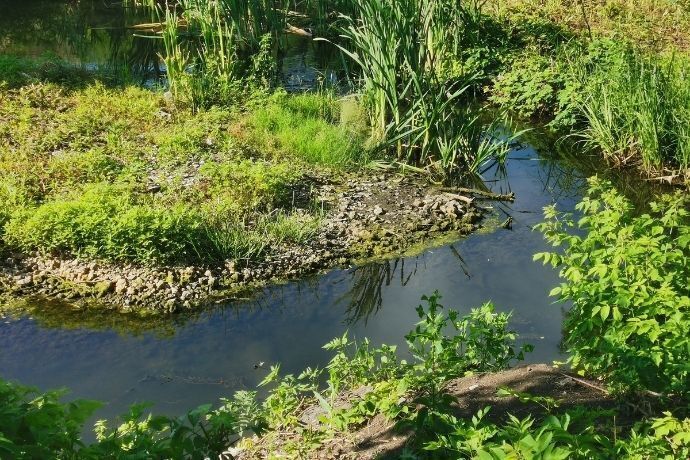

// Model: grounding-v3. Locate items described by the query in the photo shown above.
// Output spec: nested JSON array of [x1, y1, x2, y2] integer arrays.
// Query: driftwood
[[285, 24, 312, 37], [440, 187, 515, 202]]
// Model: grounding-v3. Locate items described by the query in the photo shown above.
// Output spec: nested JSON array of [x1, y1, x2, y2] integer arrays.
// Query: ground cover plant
[[0, 77, 362, 264]]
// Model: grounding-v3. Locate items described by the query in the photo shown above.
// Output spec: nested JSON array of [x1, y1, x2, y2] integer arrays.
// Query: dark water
[[0, 0, 158, 75], [0, 141, 592, 425], [0, 0, 341, 86]]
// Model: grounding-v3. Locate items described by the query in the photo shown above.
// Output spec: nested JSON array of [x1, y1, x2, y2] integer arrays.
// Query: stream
[[0, 143, 588, 424], [0, 0, 654, 429]]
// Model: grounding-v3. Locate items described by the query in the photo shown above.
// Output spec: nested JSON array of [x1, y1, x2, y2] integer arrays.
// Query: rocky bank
[[0, 172, 513, 313]]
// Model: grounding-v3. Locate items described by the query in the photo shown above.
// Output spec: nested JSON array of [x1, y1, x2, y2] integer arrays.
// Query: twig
[[558, 372, 609, 394]]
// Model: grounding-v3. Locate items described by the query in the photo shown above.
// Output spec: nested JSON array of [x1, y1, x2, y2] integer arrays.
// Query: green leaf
[[600, 305, 610, 321]]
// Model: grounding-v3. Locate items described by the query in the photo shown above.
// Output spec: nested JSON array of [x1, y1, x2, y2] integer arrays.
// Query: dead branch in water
[[439, 187, 515, 202]]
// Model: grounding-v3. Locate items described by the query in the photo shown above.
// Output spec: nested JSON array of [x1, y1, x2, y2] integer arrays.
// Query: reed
[[155, 0, 284, 108], [327, 0, 509, 176], [576, 49, 690, 175]]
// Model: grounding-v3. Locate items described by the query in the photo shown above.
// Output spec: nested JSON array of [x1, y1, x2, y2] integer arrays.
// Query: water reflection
[[0, 0, 161, 79]]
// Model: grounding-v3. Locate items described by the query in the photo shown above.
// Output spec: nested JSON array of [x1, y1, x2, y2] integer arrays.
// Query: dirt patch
[[0, 171, 511, 313], [236, 364, 615, 460]]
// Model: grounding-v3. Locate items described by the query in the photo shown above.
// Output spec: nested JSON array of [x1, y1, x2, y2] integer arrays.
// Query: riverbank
[[0, 169, 503, 312], [236, 364, 619, 459]]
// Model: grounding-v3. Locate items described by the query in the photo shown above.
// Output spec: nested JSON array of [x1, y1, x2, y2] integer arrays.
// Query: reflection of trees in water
[[0, 0, 162, 80], [342, 258, 417, 325], [342, 242, 472, 325]]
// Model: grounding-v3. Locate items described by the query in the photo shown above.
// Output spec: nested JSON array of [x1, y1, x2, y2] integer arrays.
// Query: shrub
[[535, 177, 690, 396], [489, 51, 563, 119], [0, 379, 100, 458]]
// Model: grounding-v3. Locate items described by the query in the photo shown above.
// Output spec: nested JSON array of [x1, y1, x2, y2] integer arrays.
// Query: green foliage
[[242, 91, 367, 166], [0, 380, 101, 458], [88, 392, 265, 459], [421, 407, 690, 459], [156, 0, 284, 110], [0, 378, 265, 459], [535, 177, 690, 396], [489, 51, 564, 119], [0, 82, 350, 265], [572, 46, 690, 172], [197, 159, 298, 212], [4, 184, 206, 264]]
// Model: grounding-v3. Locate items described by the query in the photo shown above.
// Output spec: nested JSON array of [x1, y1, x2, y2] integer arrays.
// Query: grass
[[459, 2, 690, 182], [0, 77, 365, 264], [574, 46, 690, 173], [241, 91, 368, 166], [485, 0, 690, 53]]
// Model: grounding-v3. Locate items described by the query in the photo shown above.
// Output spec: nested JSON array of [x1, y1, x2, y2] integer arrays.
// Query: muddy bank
[[0, 172, 512, 313], [237, 364, 616, 460]]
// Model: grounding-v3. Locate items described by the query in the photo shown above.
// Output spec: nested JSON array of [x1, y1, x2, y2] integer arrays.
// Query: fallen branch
[[439, 187, 515, 202], [558, 372, 609, 394]]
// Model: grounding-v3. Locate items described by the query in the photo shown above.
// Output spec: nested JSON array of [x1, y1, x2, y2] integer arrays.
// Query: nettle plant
[[535, 177, 690, 396]]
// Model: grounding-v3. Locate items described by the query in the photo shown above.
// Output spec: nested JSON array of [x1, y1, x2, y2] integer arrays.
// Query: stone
[[114, 278, 128, 294], [95, 280, 115, 297], [373, 205, 385, 216], [15, 276, 32, 287]]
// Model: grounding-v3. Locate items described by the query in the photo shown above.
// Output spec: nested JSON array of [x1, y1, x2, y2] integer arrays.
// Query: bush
[[0, 379, 100, 458], [489, 51, 563, 119], [535, 177, 690, 396]]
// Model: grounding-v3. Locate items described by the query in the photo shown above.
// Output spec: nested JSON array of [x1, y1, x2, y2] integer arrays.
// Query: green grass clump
[[574, 48, 690, 173], [242, 92, 368, 167], [0, 55, 109, 89], [4, 184, 205, 264], [330, 0, 511, 177]]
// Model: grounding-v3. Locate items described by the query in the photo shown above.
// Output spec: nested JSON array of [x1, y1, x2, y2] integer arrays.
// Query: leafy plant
[[535, 177, 690, 396], [0, 380, 100, 458]]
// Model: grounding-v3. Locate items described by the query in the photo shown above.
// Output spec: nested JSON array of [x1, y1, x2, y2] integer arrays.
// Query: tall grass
[[327, 0, 510, 177], [149, 0, 286, 109], [575, 49, 690, 175]]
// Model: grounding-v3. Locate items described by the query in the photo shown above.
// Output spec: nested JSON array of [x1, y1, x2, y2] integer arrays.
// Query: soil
[[0, 171, 512, 313], [236, 364, 618, 460]]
